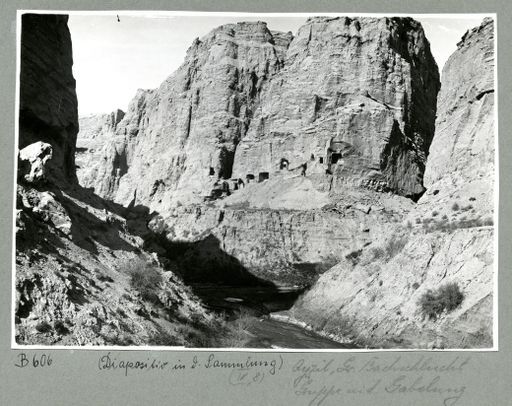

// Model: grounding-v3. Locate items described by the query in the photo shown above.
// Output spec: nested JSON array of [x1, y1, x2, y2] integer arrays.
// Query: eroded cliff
[[77, 17, 439, 285], [290, 18, 495, 349]]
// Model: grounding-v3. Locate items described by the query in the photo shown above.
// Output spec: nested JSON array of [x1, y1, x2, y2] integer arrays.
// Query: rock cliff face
[[78, 17, 438, 209], [233, 17, 439, 199], [19, 14, 78, 184], [75, 109, 125, 196], [291, 18, 495, 349], [80, 21, 293, 208], [420, 17, 495, 219], [76, 17, 439, 284]]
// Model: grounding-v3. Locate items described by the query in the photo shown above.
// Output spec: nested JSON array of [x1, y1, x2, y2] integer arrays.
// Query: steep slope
[[16, 14, 243, 347], [77, 17, 439, 285], [290, 18, 495, 349]]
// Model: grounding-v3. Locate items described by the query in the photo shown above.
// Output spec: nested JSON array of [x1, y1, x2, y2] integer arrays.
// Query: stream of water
[[192, 284, 356, 349]]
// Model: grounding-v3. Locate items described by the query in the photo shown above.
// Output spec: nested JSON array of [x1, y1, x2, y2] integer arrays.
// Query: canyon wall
[[291, 18, 495, 349], [15, 15, 217, 347], [76, 17, 439, 283], [232, 17, 439, 199], [19, 14, 79, 184], [78, 17, 439, 210]]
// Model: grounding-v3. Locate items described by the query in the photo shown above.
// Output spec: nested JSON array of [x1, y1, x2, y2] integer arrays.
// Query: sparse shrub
[[461, 204, 473, 212], [412, 282, 420, 290], [419, 282, 464, 320], [442, 214, 448, 220], [432, 211, 439, 217], [368, 233, 408, 262], [384, 234, 408, 259], [54, 320, 69, 335], [35, 321, 52, 333], [483, 217, 494, 226], [406, 220, 413, 229], [370, 246, 385, 260], [345, 249, 362, 265], [469, 197, 476, 201], [452, 202, 460, 211], [415, 218, 421, 224], [122, 258, 163, 303]]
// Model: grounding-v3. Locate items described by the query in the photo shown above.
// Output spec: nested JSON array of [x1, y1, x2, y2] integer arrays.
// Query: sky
[[68, 13, 489, 116]]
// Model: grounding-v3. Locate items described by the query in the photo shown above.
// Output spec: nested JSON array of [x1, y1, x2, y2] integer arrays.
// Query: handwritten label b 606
[[14, 352, 53, 368]]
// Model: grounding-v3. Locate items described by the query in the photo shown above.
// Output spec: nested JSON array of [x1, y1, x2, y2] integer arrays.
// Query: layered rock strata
[[78, 17, 439, 210], [76, 17, 439, 284], [291, 18, 495, 349]]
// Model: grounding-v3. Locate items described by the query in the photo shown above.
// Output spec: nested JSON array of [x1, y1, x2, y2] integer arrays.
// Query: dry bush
[[121, 258, 163, 303], [419, 282, 464, 320]]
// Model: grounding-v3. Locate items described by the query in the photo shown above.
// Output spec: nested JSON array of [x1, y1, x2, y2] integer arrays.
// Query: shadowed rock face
[[16, 15, 227, 347], [78, 17, 439, 210], [19, 14, 78, 184]]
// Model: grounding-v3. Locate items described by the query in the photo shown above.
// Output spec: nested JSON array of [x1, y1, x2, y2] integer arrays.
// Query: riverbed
[[192, 284, 357, 349]]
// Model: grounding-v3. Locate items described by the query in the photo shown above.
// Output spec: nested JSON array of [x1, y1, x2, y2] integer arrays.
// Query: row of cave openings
[[207, 140, 349, 199]]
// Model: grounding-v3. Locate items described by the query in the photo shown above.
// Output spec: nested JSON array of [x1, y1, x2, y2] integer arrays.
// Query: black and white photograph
[[14, 11, 496, 350]]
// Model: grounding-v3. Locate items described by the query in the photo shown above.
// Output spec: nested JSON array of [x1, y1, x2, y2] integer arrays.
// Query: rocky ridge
[[290, 18, 495, 349]]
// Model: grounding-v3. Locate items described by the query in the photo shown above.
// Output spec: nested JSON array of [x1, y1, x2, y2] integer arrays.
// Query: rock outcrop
[[16, 14, 236, 347], [18, 142, 53, 184], [76, 17, 439, 284], [233, 17, 439, 199], [290, 18, 495, 349], [19, 14, 78, 184], [78, 17, 439, 209]]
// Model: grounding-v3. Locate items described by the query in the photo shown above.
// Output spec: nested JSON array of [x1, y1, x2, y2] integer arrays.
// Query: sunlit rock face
[[233, 17, 439, 200], [19, 14, 78, 185], [78, 17, 439, 210], [78, 21, 293, 210], [292, 18, 495, 349], [421, 17, 495, 219]]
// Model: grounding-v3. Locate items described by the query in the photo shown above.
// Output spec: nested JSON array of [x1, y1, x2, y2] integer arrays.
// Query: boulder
[[18, 141, 53, 184]]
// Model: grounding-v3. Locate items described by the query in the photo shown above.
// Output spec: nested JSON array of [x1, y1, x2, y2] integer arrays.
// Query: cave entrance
[[330, 153, 342, 165], [279, 158, 289, 170], [258, 172, 269, 182], [246, 174, 255, 183], [209, 167, 215, 176]]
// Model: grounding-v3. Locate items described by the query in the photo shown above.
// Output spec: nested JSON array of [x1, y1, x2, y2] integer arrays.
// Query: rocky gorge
[[16, 14, 495, 349]]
